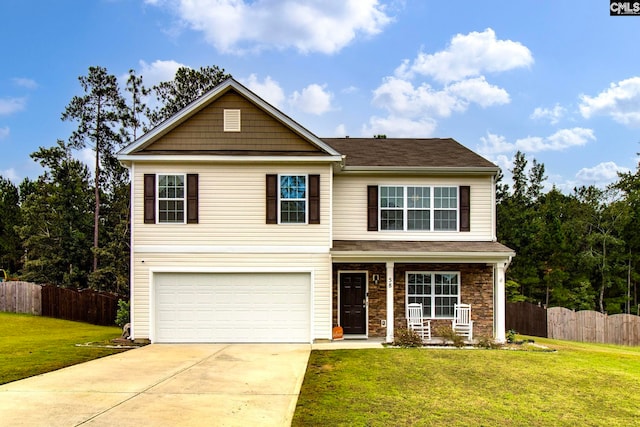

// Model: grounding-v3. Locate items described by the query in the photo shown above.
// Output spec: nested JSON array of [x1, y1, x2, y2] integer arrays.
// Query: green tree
[[18, 142, 93, 286], [0, 176, 22, 273], [61, 66, 129, 273], [125, 68, 150, 140], [148, 65, 231, 126]]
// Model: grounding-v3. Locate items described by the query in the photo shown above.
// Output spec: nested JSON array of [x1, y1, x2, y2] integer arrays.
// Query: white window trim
[[278, 174, 308, 225], [157, 173, 187, 224], [405, 271, 461, 319], [379, 185, 459, 232]]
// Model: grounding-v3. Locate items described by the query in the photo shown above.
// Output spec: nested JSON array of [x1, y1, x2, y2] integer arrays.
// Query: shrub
[[115, 299, 130, 328], [506, 329, 517, 343], [476, 335, 502, 349], [392, 328, 424, 347], [435, 325, 465, 348]]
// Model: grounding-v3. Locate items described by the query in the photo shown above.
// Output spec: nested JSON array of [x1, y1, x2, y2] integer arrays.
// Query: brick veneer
[[332, 263, 495, 339]]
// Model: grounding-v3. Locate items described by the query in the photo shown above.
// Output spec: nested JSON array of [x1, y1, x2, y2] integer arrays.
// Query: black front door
[[340, 272, 366, 335]]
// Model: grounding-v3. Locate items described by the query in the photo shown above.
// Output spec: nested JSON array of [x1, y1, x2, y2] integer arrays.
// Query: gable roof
[[117, 78, 341, 158], [324, 138, 498, 173]]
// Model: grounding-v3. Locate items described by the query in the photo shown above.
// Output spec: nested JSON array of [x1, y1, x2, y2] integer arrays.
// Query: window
[[280, 175, 307, 223], [143, 174, 198, 224], [407, 272, 460, 318], [379, 186, 458, 231], [158, 174, 185, 223]]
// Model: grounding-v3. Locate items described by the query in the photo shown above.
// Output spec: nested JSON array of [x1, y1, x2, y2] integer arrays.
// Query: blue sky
[[1, 0, 639, 191]]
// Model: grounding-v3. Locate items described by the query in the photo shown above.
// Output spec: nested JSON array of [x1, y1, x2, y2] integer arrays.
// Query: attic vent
[[224, 109, 241, 132]]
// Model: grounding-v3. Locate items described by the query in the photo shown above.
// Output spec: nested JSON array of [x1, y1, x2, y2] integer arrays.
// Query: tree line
[[0, 65, 230, 294], [498, 152, 640, 314], [1, 65, 639, 314]]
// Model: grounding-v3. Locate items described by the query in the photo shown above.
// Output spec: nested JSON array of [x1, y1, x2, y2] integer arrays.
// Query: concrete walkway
[[0, 344, 310, 427]]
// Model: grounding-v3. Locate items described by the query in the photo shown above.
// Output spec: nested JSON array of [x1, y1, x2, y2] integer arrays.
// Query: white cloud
[[12, 78, 38, 90], [361, 115, 437, 138], [478, 133, 514, 155], [372, 77, 463, 118], [575, 162, 630, 184], [138, 59, 187, 87], [516, 128, 595, 152], [579, 76, 640, 126], [395, 28, 533, 83], [368, 29, 529, 136], [0, 168, 19, 182], [334, 123, 347, 137], [477, 128, 595, 155], [153, 0, 392, 54], [530, 104, 566, 125], [289, 83, 333, 115], [446, 76, 510, 107], [0, 126, 9, 140], [0, 97, 26, 115], [241, 74, 285, 108]]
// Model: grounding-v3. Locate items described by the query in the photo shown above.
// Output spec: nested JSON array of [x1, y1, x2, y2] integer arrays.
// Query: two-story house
[[117, 78, 514, 344]]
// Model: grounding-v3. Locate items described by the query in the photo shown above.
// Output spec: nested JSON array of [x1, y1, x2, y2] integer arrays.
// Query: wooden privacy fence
[[0, 281, 42, 315], [547, 307, 640, 346], [506, 301, 547, 338], [507, 302, 640, 346], [0, 281, 124, 326]]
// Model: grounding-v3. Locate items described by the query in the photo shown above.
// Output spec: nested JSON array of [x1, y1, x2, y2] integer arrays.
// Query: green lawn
[[0, 312, 127, 385], [293, 338, 640, 426]]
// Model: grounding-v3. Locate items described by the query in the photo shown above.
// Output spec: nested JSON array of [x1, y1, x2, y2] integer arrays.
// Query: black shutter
[[460, 185, 470, 232], [309, 174, 320, 224], [266, 174, 278, 224], [144, 174, 155, 224], [187, 174, 199, 224], [367, 185, 378, 231]]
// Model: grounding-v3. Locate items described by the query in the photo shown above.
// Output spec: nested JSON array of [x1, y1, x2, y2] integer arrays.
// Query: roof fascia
[[338, 166, 499, 175], [118, 154, 344, 163], [331, 251, 515, 263], [117, 78, 340, 157]]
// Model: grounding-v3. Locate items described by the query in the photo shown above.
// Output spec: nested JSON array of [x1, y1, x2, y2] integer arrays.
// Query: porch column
[[494, 261, 507, 343], [386, 261, 394, 343]]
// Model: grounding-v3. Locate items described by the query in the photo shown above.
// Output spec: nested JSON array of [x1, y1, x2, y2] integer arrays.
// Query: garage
[[153, 272, 311, 343]]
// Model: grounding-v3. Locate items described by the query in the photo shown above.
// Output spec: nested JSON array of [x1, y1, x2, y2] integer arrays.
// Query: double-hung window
[[407, 272, 460, 318], [279, 175, 307, 224], [379, 186, 458, 231], [158, 174, 185, 223]]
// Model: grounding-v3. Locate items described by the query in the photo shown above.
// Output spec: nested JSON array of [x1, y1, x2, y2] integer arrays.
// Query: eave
[[337, 166, 500, 175]]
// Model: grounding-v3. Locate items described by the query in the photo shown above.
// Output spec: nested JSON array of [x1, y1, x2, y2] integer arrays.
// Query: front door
[[340, 272, 367, 335]]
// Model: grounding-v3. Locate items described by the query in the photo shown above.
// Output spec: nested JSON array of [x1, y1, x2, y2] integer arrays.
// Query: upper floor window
[[158, 174, 186, 223], [266, 174, 320, 225], [144, 174, 198, 224], [379, 185, 458, 231], [407, 272, 460, 318], [280, 175, 307, 224]]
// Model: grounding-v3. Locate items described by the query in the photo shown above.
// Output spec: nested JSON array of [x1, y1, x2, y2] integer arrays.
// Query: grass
[[293, 337, 640, 426], [0, 312, 127, 385]]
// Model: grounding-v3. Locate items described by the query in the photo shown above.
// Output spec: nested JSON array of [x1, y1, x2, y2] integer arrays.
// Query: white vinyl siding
[[333, 175, 495, 241], [133, 163, 332, 247]]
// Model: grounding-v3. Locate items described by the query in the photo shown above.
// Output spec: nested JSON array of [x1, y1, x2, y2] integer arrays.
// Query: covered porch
[[330, 240, 514, 343]]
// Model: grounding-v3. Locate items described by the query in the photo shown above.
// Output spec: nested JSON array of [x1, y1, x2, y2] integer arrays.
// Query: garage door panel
[[154, 273, 310, 343]]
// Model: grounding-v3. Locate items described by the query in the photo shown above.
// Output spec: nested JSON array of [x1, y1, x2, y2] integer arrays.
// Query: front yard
[[293, 338, 640, 426], [0, 312, 126, 385]]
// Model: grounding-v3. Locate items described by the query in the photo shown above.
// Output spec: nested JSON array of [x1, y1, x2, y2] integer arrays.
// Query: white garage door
[[154, 272, 311, 343]]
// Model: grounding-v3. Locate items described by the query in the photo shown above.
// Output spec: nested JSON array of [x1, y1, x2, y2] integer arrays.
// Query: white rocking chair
[[452, 303, 473, 341], [407, 303, 431, 341]]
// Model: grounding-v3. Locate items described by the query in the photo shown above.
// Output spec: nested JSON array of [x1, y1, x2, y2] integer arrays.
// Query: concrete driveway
[[0, 344, 311, 426]]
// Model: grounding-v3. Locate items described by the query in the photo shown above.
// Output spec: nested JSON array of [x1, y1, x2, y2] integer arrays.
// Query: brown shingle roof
[[323, 138, 497, 169]]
